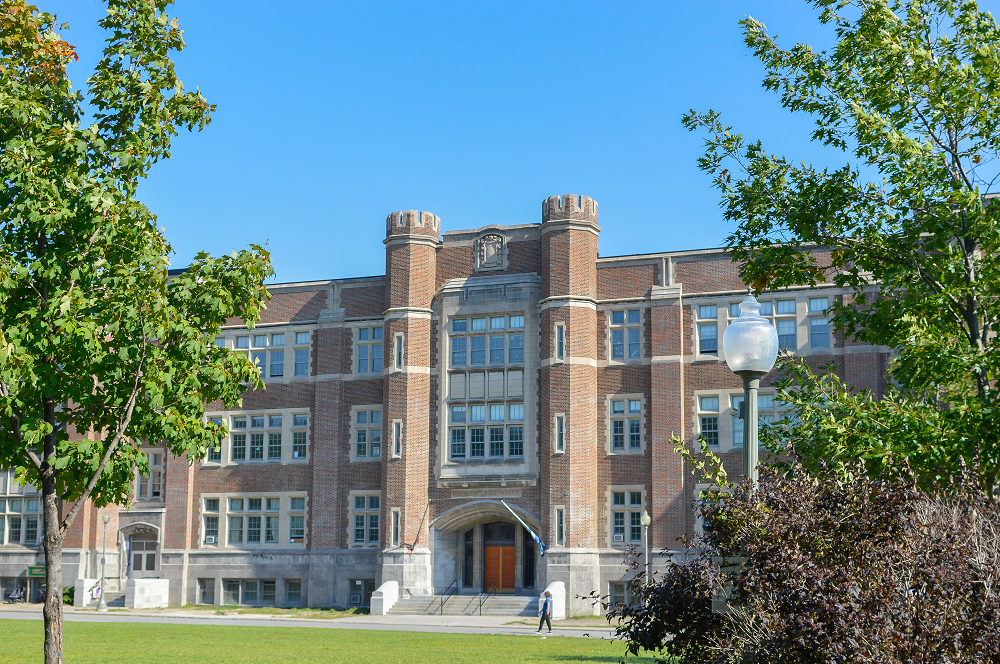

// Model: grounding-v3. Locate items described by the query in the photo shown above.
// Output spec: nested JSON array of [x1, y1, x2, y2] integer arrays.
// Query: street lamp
[[640, 510, 652, 583], [722, 294, 779, 482], [97, 512, 110, 612]]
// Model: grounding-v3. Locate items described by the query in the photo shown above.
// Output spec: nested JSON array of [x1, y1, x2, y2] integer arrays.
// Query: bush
[[608, 454, 1000, 663], [62, 586, 74, 606]]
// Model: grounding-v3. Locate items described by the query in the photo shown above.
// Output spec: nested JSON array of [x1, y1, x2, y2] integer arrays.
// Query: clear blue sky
[[43, 1, 1000, 284]]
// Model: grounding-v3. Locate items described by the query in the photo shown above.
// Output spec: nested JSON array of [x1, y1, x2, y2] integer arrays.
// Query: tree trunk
[[42, 475, 63, 664]]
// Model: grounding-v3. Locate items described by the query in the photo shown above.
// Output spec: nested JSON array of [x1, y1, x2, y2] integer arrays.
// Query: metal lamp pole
[[640, 510, 652, 583], [97, 512, 110, 612], [723, 294, 779, 483]]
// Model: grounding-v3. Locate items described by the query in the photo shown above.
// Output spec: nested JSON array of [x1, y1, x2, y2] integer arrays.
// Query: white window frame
[[696, 302, 719, 356], [349, 491, 381, 548], [394, 333, 404, 370], [607, 307, 642, 363], [351, 406, 383, 462], [135, 449, 164, 501], [608, 485, 646, 547], [554, 505, 565, 546], [697, 389, 782, 453], [391, 508, 401, 547], [606, 394, 645, 455], [392, 420, 402, 458], [355, 323, 384, 375], [554, 323, 565, 362], [292, 330, 311, 377]]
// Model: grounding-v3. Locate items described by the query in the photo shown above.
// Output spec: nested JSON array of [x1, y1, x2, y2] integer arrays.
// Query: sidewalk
[[0, 604, 617, 639]]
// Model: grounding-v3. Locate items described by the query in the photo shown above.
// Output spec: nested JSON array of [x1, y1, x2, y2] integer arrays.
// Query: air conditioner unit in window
[[205, 536, 217, 544], [613, 534, 624, 542], [350, 594, 362, 604]]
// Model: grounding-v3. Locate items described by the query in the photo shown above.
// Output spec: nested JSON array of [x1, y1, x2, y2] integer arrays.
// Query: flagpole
[[500, 500, 546, 556]]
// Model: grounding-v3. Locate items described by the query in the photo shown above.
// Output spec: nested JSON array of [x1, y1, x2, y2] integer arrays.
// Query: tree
[[0, 2, 271, 662], [609, 450, 1000, 663], [683, 0, 1000, 492]]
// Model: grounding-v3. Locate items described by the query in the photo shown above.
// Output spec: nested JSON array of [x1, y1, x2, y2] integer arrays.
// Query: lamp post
[[97, 512, 110, 612], [640, 510, 652, 584], [722, 294, 779, 482]]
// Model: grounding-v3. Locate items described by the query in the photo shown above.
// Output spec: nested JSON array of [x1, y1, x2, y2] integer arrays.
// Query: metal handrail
[[439, 579, 459, 615], [478, 580, 498, 616]]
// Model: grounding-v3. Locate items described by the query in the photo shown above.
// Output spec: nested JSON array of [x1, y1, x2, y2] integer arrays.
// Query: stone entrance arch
[[430, 501, 540, 595], [120, 523, 160, 579]]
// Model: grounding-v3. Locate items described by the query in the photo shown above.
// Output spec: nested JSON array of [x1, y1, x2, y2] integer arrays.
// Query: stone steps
[[388, 594, 538, 616]]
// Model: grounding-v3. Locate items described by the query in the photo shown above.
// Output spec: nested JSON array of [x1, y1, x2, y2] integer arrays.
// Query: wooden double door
[[484, 545, 516, 593], [483, 521, 517, 593]]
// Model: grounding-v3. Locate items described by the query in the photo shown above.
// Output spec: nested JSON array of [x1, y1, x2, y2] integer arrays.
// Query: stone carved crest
[[475, 232, 506, 271]]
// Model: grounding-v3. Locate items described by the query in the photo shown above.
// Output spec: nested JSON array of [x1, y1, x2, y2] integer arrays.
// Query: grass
[[3, 621, 658, 663]]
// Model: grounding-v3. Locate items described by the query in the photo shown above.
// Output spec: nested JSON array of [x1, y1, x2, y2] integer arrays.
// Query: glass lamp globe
[[723, 294, 779, 376], [102, 513, 111, 525], [640, 510, 651, 527]]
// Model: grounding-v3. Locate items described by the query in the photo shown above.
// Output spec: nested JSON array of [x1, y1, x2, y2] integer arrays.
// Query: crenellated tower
[[537, 194, 602, 615], [380, 209, 440, 596]]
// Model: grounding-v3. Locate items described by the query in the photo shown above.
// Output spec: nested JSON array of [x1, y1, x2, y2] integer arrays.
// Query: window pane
[[269, 415, 282, 428], [293, 414, 308, 427], [810, 318, 830, 348], [247, 516, 261, 542], [699, 396, 719, 412], [452, 319, 467, 333], [509, 403, 524, 421], [471, 318, 486, 331], [292, 431, 307, 458], [369, 428, 381, 457], [250, 433, 264, 459], [628, 328, 640, 358], [509, 334, 524, 363], [759, 301, 773, 316], [611, 329, 624, 359], [698, 304, 717, 319], [809, 297, 829, 312], [490, 316, 505, 330], [630, 491, 642, 506], [729, 302, 741, 317], [506, 426, 523, 456], [470, 405, 485, 423], [612, 420, 624, 449], [232, 417, 246, 429], [268, 433, 281, 459], [612, 491, 625, 506], [470, 336, 485, 364], [229, 517, 243, 543], [252, 335, 267, 348], [451, 428, 466, 458], [470, 428, 485, 457], [368, 496, 379, 510], [758, 394, 775, 410], [490, 404, 505, 421], [295, 332, 310, 345], [627, 309, 640, 324], [251, 416, 264, 428], [368, 514, 379, 544], [629, 420, 641, 449], [612, 400, 624, 414], [358, 328, 369, 341], [628, 400, 641, 413], [611, 311, 624, 325], [229, 498, 244, 511], [357, 346, 368, 373], [509, 315, 524, 329], [489, 335, 505, 364], [294, 349, 309, 375], [489, 427, 504, 457], [700, 416, 719, 446], [354, 514, 365, 542], [372, 327, 383, 340], [270, 333, 284, 347], [776, 300, 796, 314], [698, 323, 718, 354], [235, 336, 249, 349], [451, 405, 466, 423], [356, 429, 367, 458]]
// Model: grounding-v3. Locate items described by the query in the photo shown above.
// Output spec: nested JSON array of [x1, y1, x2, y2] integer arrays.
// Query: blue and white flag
[[501, 500, 546, 557]]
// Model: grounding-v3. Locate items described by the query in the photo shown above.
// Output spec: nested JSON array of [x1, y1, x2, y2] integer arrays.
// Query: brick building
[[0, 195, 887, 613]]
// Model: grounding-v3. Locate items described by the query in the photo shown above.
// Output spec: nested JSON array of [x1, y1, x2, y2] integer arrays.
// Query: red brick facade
[[4, 195, 885, 613]]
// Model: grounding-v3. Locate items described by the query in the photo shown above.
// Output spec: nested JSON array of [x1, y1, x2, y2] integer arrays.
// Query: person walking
[[537, 591, 553, 633]]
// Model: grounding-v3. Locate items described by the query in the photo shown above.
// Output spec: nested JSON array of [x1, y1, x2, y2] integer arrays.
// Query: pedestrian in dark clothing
[[537, 591, 553, 633]]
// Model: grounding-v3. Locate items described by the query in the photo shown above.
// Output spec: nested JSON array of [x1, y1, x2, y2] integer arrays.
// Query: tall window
[[555, 414, 565, 453], [353, 408, 382, 460], [292, 413, 308, 459], [207, 417, 223, 462], [609, 396, 643, 453], [351, 494, 380, 547], [448, 314, 527, 463], [231, 416, 247, 461], [395, 334, 404, 369], [555, 323, 565, 360], [294, 331, 310, 376], [699, 396, 720, 447], [809, 297, 830, 349], [610, 489, 644, 545], [357, 325, 383, 374], [609, 309, 641, 360], [555, 507, 565, 546], [289, 497, 305, 543], [393, 421, 402, 457], [267, 415, 282, 460], [0, 481, 42, 546], [697, 304, 718, 355], [136, 450, 163, 500]]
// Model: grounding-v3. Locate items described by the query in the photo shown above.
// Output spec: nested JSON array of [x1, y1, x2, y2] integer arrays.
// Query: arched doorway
[[431, 501, 541, 595], [121, 524, 160, 579]]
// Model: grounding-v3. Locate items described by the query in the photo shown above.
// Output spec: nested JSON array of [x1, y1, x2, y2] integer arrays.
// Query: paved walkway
[[0, 605, 617, 640]]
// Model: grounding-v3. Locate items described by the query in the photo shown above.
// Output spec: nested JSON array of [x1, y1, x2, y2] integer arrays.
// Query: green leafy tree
[[0, 2, 271, 662], [683, 0, 1000, 492]]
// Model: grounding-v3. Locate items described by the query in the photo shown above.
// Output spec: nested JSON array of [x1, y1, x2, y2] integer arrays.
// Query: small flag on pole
[[501, 500, 546, 557]]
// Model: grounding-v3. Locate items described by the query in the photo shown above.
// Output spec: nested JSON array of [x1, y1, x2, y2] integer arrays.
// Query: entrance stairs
[[387, 594, 538, 616]]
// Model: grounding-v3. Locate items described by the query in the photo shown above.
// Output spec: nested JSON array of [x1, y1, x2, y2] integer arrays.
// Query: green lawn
[[3, 621, 657, 663]]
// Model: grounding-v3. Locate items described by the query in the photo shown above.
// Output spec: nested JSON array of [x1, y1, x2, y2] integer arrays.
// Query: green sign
[[27, 566, 45, 578]]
